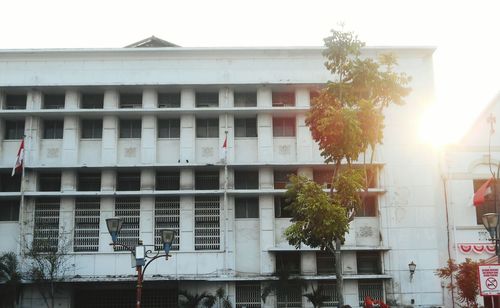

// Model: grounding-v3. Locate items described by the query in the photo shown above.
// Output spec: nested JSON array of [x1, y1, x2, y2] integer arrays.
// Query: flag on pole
[[12, 138, 25, 176], [474, 178, 494, 206], [220, 135, 228, 162]]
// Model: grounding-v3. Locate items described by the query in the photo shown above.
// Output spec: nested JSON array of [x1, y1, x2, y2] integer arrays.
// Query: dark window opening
[[274, 196, 293, 218], [119, 120, 141, 138], [38, 172, 61, 191], [357, 251, 381, 274], [0, 199, 20, 221], [119, 93, 142, 108], [196, 118, 219, 138], [235, 118, 257, 137], [156, 171, 180, 190], [158, 119, 180, 138], [357, 195, 378, 217], [273, 117, 296, 137], [77, 172, 101, 191], [158, 92, 181, 108], [5, 94, 26, 110], [43, 120, 64, 139], [196, 92, 218, 107], [116, 172, 141, 191], [274, 170, 296, 189], [0, 173, 21, 192], [234, 170, 259, 189], [234, 92, 257, 107], [235, 197, 259, 218], [81, 119, 103, 139], [43, 94, 65, 109], [316, 251, 336, 275], [272, 92, 295, 107], [195, 171, 219, 190], [81, 94, 104, 109], [275, 252, 300, 274], [4, 120, 25, 140]]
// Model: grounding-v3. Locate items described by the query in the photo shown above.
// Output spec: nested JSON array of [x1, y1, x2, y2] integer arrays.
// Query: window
[[4, 120, 24, 140], [313, 169, 333, 189], [273, 117, 296, 137], [43, 94, 65, 109], [5, 94, 26, 109], [474, 180, 500, 224], [357, 195, 377, 217], [234, 170, 259, 189], [119, 119, 141, 138], [116, 172, 141, 191], [234, 92, 257, 107], [158, 119, 180, 138], [235, 197, 259, 218], [276, 252, 301, 274], [274, 170, 296, 189], [194, 196, 220, 250], [316, 251, 336, 274], [196, 118, 219, 138], [158, 92, 181, 108], [0, 173, 21, 192], [276, 284, 302, 308], [73, 198, 100, 252], [0, 199, 19, 221], [156, 171, 180, 190], [43, 120, 64, 139], [235, 118, 257, 137], [38, 172, 61, 191], [81, 119, 103, 139], [357, 251, 381, 274], [77, 172, 101, 191], [195, 171, 219, 190], [274, 196, 293, 218], [272, 92, 295, 107], [33, 198, 60, 252], [114, 197, 140, 251], [318, 281, 338, 307], [235, 282, 261, 308], [119, 93, 142, 108], [358, 281, 384, 306], [155, 197, 180, 251], [196, 92, 218, 107], [81, 93, 104, 109]]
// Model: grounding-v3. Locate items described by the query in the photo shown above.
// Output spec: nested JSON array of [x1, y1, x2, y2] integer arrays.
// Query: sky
[[1, 0, 499, 144]]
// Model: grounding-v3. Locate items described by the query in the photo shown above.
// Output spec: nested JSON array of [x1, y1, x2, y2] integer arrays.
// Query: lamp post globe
[[106, 217, 123, 243]]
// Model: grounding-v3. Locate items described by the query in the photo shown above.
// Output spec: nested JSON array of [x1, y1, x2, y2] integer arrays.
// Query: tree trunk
[[335, 238, 344, 307]]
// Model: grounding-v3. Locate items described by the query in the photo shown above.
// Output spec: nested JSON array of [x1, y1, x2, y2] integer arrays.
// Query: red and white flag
[[11, 138, 25, 176], [220, 136, 228, 162], [474, 178, 494, 206]]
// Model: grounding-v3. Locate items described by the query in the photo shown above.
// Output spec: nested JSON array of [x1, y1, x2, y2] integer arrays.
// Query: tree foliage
[[178, 289, 216, 308], [436, 258, 481, 308], [303, 285, 328, 308], [261, 268, 306, 304], [0, 252, 23, 308]]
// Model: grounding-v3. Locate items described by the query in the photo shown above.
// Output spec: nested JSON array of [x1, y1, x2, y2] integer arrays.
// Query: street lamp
[[408, 261, 416, 281], [482, 213, 500, 262], [105, 217, 176, 308]]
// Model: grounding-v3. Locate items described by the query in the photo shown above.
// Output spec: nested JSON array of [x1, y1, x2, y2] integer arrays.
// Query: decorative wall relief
[[125, 147, 136, 157], [47, 148, 60, 158]]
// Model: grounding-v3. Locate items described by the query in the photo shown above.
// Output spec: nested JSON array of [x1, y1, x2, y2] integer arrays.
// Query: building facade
[[0, 42, 443, 307]]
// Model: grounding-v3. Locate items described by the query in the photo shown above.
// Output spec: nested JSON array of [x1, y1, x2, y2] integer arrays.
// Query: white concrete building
[[0, 38, 443, 307]]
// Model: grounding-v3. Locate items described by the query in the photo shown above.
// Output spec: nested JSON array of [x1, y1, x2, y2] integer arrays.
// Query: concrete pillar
[[297, 114, 313, 162], [27, 90, 42, 110], [259, 167, 273, 189], [257, 87, 272, 108], [103, 90, 119, 109], [180, 115, 195, 163], [25, 116, 41, 166], [0, 91, 4, 109], [102, 116, 117, 165], [219, 88, 234, 108], [219, 114, 234, 163], [101, 170, 116, 191], [180, 195, 194, 251], [140, 196, 154, 244], [141, 169, 155, 191], [143, 89, 157, 109], [141, 115, 156, 164], [61, 170, 76, 192], [260, 195, 275, 275], [257, 114, 273, 162], [65, 90, 79, 110], [62, 116, 79, 165], [181, 89, 195, 109], [301, 251, 316, 275], [60, 197, 74, 235], [296, 88, 310, 107], [180, 168, 194, 190], [99, 196, 115, 252]]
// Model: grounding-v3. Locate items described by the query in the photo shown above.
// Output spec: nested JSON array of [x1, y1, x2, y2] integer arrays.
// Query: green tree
[[261, 268, 306, 306], [283, 28, 411, 306], [178, 290, 216, 308], [214, 287, 232, 308], [0, 252, 23, 308], [436, 258, 481, 308], [303, 285, 328, 308]]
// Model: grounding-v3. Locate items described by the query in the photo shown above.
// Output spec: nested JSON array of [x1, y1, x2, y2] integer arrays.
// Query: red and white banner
[[219, 135, 227, 162], [458, 243, 496, 255], [11, 138, 25, 176]]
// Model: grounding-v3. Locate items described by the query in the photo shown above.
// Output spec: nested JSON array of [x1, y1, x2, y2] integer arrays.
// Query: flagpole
[[223, 93, 229, 275], [18, 136, 26, 255]]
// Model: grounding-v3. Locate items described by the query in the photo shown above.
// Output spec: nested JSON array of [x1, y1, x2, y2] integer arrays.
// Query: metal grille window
[[276, 284, 302, 308], [154, 197, 180, 251], [77, 172, 101, 191], [235, 282, 261, 308], [274, 170, 296, 189], [272, 92, 295, 107], [316, 251, 336, 274], [43, 94, 65, 109], [119, 119, 142, 138], [194, 196, 220, 250], [158, 92, 181, 108], [274, 196, 293, 218], [273, 117, 296, 137], [4, 120, 25, 140], [0, 173, 21, 192], [155, 171, 180, 190], [196, 118, 219, 138], [114, 197, 140, 251], [33, 198, 60, 252], [38, 172, 61, 192], [275, 252, 301, 274], [358, 280, 384, 305], [235, 118, 257, 137], [234, 170, 259, 189], [235, 197, 259, 219], [119, 93, 142, 108], [157, 119, 180, 138], [116, 172, 141, 191], [74, 198, 100, 252], [0, 199, 20, 221], [43, 120, 64, 139], [195, 171, 219, 190], [4, 94, 26, 109], [195, 92, 219, 107], [81, 93, 104, 109], [357, 251, 381, 274], [234, 92, 257, 107], [318, 281, 339, 307], [81, 119, 103, 139]]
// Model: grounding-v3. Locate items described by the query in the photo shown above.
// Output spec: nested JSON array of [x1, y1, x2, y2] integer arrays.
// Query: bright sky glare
[[1, 0, 499, 145]]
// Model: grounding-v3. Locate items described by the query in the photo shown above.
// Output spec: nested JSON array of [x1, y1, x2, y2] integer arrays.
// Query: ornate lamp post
[[482, 213, 500, 262], [106, 217, 176, 308], [408, 261, 416, 281]]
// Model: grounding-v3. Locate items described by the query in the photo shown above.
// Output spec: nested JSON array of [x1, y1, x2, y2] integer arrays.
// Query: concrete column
[[61, 170, 76, 192], [140, 196, 154, 244], [259, 167, 273, 189], [0, 91, 4, 109], [102, 116, 117, 165], [295, 88, 310, 107], [25, 116, 41, 166], [180, 168, 194, 190], [219, 88, 234, 108], [180, 115, 195, 163], [99, 196, 115, 252], [141, 169, 155, 191], [143, 89, 157, 109], [301, 252, 316, 275], [297, 114, 313, 162], [60, 197, 75, 237], [103, 90, 119, 109], [62, 116, 79, 165], [257, 114, 273, 163], [180, 195, 194, 251], [101, 170, 116, 191], [257, 87, 272, 108], [260, 195, 275, 275], [181, 88, 195, 109], [65, 90, 79, 110], [141, 115, 156, 164], [219, 114, 234, 163], [27, 90, 42, 110]]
